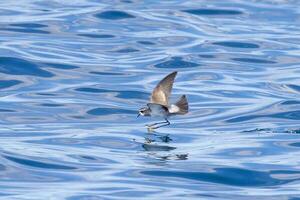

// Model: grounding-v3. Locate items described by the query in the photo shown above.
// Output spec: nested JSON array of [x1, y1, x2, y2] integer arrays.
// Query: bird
[[137, 71, 188, 130]]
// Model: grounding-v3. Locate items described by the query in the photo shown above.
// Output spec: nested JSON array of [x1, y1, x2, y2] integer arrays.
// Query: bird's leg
[[151, 118, 170, 129], [147, 121, 168, 127]]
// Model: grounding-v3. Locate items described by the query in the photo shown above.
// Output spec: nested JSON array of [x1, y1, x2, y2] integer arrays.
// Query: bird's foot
[[146, 125, 154, 132]]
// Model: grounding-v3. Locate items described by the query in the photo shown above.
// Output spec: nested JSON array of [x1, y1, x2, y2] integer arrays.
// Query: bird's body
[[146, 103, 169, 118], [138, 71, 188, 129]]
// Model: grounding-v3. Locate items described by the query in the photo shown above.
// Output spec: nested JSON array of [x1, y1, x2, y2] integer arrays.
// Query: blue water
[[0, 0, 300, 199]]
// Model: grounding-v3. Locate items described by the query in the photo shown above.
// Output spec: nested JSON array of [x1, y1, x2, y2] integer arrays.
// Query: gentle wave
[[0, 0, 300, 199]]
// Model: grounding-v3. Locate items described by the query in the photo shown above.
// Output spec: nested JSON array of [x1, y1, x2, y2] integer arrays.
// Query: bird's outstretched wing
[[150, 71, 177, 106]]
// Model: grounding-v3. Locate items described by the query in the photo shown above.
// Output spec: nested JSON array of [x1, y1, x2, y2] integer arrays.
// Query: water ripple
[[154, 56, 199, 69], [141, 168, 300, 187], [213, 41, 260, 49], [183, 8, 243, 16], [95, 10, 136, 20], [232, 57, 277, 64], [0, 0, 300, 199], [0, 57, 53, 77], [0, 80, 22, 90], [3, 155, 77, 170]]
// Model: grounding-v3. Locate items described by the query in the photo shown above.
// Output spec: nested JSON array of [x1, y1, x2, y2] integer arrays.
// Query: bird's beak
[[137, 113, 140, 118]]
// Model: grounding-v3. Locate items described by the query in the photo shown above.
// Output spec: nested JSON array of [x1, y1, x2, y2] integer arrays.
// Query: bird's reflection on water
[[137, 129, 189, 161]]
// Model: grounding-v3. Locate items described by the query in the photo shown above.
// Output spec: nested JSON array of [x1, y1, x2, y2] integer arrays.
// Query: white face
[[139, 108, 147, 116], [138, 107, 149, 116]]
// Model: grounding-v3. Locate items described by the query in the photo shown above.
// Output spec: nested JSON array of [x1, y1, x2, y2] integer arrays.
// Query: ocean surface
[[0, 0, 300, 199]]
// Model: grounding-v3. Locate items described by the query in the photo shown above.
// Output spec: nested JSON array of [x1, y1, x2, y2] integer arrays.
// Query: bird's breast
[[149, 104, 168, 117]]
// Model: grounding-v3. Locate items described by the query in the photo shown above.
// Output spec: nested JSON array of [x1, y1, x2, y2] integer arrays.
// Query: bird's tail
[[175, 95, 188, 114]]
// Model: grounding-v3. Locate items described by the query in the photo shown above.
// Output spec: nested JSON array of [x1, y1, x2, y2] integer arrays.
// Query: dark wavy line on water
[[0, 28, 50, 34], [141, 168, 300, 187], [94, 10, 136, 20], [10, 23, 48, 28], [183, 8, 243, 16], [3, 155, 77, 170], [212, 41, 260, 48], [0, 57, 53, 77], [0, 80, 22, 90]]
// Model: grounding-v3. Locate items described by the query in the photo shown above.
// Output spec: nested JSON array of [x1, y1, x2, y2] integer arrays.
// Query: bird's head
[[137, 106, 151, 117]]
